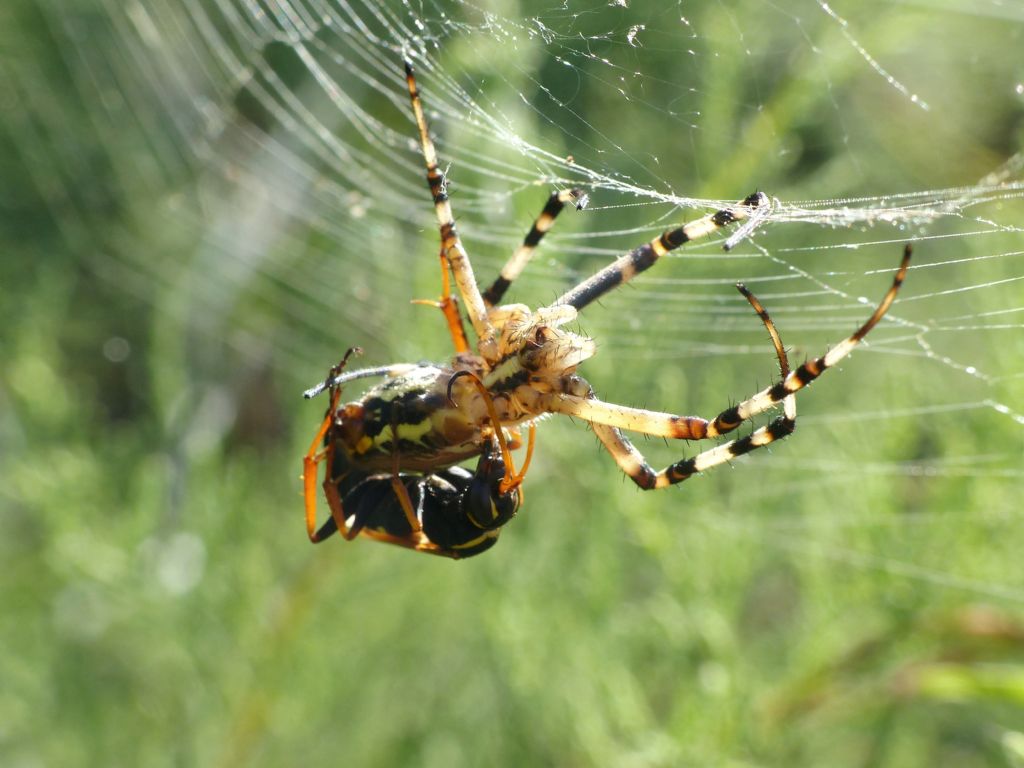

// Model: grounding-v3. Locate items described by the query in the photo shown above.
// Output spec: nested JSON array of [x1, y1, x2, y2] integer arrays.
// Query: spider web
[[6, 0, 1024, 599]]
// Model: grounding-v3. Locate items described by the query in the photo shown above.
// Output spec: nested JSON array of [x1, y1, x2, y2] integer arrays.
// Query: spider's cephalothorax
[[301, 59, 912, 558], [319, 306, 595, 472]]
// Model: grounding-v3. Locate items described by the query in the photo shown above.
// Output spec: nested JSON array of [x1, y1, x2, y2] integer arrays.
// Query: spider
[[301, 59, 911, 558]]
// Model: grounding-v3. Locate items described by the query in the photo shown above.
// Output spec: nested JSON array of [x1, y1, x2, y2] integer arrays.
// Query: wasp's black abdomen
[[321, 441, 520, 558]]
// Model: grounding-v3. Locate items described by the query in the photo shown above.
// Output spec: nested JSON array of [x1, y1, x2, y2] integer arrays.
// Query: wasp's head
[[333, 401, 370, 455]]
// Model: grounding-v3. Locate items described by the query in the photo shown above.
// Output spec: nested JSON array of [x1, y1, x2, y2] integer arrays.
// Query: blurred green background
[[2, 0, 1024, 766]]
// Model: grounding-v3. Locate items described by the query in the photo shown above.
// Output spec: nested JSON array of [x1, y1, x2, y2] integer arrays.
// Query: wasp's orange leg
[[303, 406, 338, 542], [358, 527, 458, 558], [304, 387, 357, 543], [303, 348, 363, 543], [508, 422, 537, 495], [388, 430, 423, 534], [447, 370, 536, 494], [412, 248, 471, 354]]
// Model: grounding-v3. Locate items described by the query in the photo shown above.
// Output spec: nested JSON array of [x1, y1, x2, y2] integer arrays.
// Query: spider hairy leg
[[483, 188, 586, 307], [552, 245, 910, 488], [736, 282, 797, 427], [404, 59, 496, 360], [716, 243, 910, 435], [588, 282, 795, 489], [554, 192, 768, 311]]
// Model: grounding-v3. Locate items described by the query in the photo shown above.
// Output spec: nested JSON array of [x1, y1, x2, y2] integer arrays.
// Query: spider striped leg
[[551, 245, 910, 486], [591, 410, 798, 489], [482, 188, 586, 307], [590, 283, 796, 489], [554, 192, 768, 311], [404, 60, 497, 361], [736, 281, 796, 429]]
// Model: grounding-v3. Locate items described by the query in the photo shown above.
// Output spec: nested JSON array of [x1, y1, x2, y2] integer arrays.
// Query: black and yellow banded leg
[[554, 192, 768, 312], [592, 414, 797, 490], [482, 188, 586, 307], [404, 59, 497, 361], [590, 281, 796, 489], [555, 246, 909, 485], [706, 244, 909, 435], [736, 280, 797, 433], [544, 381, 783, 442]]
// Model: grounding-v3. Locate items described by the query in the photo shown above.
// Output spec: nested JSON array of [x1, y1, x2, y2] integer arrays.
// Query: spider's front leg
[[547, 246, 910, 488], [554, 192, 769, 312], [482, 188, 587, 307], [404, 60, 497, 361], [556, 281, 796, 489]]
